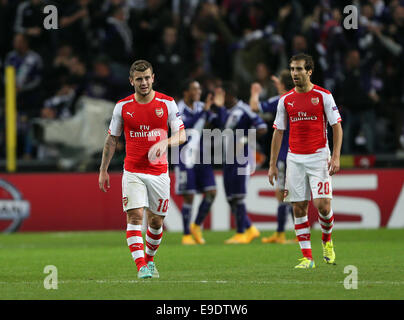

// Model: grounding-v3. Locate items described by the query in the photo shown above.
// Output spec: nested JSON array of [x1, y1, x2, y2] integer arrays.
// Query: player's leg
[[144, 209, 164, 278], [224, 196, 248, 244], [142, 172, 171, 277], [293, 201, 315, 268], [313, 198, 336, 264], [238, 163, 260, 242], [126, 208, 151, 278], [263, 158, 292, 243], [122, 171, 151, 278], [194, 189, 216, 226], [191, 164, 217, 244], [174, 165, 197, 245], [181, 193, 196, 245], [308, 158, 336, 264], [276, 160, 295, 242], [285, 157, 314, 268], [191, 189, 214, 245], [262, 188, 289, 243], [195, 164, 217, 227], [223, 165, 244, 243], [223, 164, 256, 244]]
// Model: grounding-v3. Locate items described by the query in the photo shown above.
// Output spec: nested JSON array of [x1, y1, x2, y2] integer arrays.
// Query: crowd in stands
[[0, 0, 403, 163]]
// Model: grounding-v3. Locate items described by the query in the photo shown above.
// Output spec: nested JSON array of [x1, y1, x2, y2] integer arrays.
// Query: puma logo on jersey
[[126, 112, 135, 118], [287, 101, 295, 107]]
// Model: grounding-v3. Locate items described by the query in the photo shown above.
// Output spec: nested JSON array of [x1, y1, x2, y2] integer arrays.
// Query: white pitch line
[[1, 280, 404, 286]]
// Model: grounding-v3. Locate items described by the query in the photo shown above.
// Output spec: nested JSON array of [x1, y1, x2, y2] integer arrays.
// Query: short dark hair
[[181, 78, 197, 93], [289, 53, 314, 72], [279, 69, 294, 91], [129, 59, 153, 77], [222, 81, 238, 98]]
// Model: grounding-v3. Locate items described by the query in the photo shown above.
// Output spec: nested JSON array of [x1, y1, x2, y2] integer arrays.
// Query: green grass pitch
[[0, 229, 403, 300]]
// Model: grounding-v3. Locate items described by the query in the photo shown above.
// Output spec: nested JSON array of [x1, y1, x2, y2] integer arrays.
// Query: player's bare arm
[[167, 127, 187, 147], [99, 134, 119, 192], [268, 129, 284, 185], [148, 128, 187, 162], [329, 122, 343, 176], [249, 83, 262, 112]]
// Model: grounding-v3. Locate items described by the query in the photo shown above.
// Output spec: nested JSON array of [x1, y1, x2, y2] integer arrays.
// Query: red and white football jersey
[[273, 85, 342, 154], [108, 91, 185, 175]]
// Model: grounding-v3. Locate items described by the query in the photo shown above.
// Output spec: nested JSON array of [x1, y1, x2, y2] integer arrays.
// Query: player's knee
[[314, 198, 331, 215], [232, 196, 245, 206], [204, 190, 216, 202], [316, 202, 331, 215], [183, 193, 194, 204], [292, 201, 308, 217], [148, 214, 164, 229], [126, 208, 143, 225]]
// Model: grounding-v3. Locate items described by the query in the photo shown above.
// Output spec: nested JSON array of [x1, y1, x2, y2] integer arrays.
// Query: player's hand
[[328, 156, 340, 176], [204, 93, 213, 111], [213, 87, 225, 107], [148, 140, 168, 163], [99, 171, 110, 192], [271, 75, 282, 94], [250, 82, 262, 97], [268, 166, 278, 186]]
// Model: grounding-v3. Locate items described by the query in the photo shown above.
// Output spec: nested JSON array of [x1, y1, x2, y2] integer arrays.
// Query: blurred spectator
[[253, 62, 277, 100], [100, 4, 133, 66], [41, 82, 78, 120], [0, 0, 16, 62], [276, 1, 304, 46], [235, 0, 269, 35], [130, 0, 173, 58], [291, 34, 308, 56], [14, 0, 52, 56], [1, 0, 404, 162], [84, 55, 123, 101], [336, 49, 377, 154], [172, 0, 208, 28], [58, 0, 96, 56], [5, 33, 43, 118], [150, 25, 186, 97]]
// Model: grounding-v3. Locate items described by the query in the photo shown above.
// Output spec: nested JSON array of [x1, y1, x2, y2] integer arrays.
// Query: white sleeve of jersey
[[272, 97, 287, 130], [323, 93, 342, 126], [108, 102, 124, 136], [167, 99, 185, 133]]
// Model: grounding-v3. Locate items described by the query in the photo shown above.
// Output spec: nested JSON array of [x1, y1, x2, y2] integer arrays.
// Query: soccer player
[[98, 60, 186, 279], [215, 82, 267, 244], [268, 53, 343, 268], [175, 79, 217, 245], [249, 70, 296, 244]]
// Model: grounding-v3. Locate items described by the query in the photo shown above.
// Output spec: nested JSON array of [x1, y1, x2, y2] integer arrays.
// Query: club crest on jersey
[[155, 107, 164, 118], [311, 97, 320, 105], [123, 197, 128, 207]]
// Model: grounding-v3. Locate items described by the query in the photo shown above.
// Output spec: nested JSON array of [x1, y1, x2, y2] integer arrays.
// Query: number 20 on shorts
[[317, 182, 330, 195], [157, 199, 169, 212]]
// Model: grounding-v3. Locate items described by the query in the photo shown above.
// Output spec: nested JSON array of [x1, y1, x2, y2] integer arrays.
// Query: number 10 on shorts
[[157, 199, 169, 212]]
